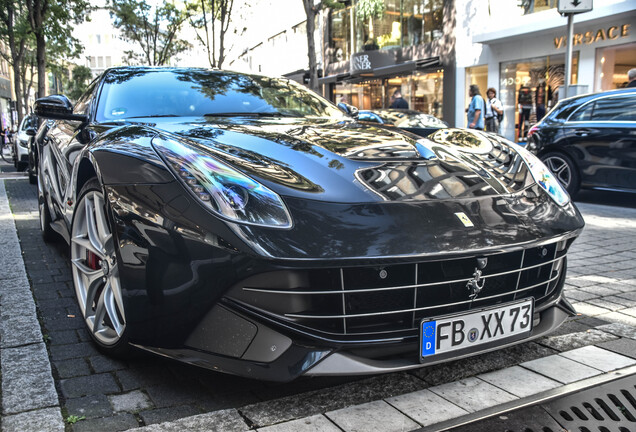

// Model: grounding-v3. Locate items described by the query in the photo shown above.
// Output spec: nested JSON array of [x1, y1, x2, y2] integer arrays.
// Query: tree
[[66, 65, 92, 100], [186, 0, 235, 68], [301, 0, 343, 92], [109, 0, 191, 66], [25, 0, 90, 99], [0, 0, 33, 124]]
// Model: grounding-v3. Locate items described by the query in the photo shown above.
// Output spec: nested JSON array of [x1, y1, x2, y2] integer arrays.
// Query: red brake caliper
[[87, 251, 100, 270]]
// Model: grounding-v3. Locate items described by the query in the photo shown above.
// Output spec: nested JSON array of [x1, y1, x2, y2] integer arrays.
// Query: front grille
[[229, 239, 570, 342]]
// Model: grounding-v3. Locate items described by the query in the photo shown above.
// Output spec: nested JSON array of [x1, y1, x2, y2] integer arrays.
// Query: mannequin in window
[[517, 84, 533, 141]]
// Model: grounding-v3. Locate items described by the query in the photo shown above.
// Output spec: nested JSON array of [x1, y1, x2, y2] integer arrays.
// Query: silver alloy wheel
[[543, 155, 572, 189], [71, 190, 126, 345]]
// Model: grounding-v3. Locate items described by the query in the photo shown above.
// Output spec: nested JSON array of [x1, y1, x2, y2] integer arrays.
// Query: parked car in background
[[34, 66, 583, 381], [14, 113, 37, 172], [358, 109, 448, 137], [528, 88, 636, 196]]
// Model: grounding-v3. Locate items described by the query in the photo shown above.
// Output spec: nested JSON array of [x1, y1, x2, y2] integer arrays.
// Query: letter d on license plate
[[420, 299, 533, 359]]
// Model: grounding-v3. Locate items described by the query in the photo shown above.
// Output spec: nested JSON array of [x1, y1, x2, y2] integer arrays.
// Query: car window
[[591, 95, 636, 121], [73, 80, 99, 116], [18, 115, 36, 131], [569, 102, 594, 122]]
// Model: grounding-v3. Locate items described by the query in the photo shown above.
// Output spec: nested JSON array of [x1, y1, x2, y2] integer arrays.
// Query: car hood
[[156, 118, 533, 204]]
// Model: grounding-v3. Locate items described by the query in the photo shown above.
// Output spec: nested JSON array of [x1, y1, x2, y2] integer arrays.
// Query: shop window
[[499, 53, 578, 142], [595, 43, 636, 90], [335, 0, 444, 55], [334, 69, 444, 118], [330, 6, 352, 62], [420, 0, 444, 44], [412, 70, 444, 117]]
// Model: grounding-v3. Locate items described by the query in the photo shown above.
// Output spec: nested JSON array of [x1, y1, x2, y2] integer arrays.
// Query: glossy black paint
[[358, 109, 448, 138], [34, 67, 585, 381], [529, 88, 636, 194]]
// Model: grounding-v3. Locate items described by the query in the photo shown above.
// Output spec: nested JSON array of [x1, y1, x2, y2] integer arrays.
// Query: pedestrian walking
[[485, 87, 503, 134], [467, 84, 485, 130], [389, 89, 408, 109]]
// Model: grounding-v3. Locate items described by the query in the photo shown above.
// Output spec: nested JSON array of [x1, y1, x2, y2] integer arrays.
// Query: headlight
[[514, 144, 570, 206], [152, 136, 292, 228]]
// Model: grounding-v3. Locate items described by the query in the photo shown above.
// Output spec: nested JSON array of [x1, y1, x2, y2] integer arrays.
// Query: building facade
[[320, 0, 453, 122], [230, 0, 634, 143], [0, 43, 13, 130], [466, 0, 635, 141]]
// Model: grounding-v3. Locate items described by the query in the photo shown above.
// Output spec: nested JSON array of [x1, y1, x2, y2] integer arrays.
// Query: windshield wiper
[[204, 112, 291, 117], [125, 114, 179, 119]]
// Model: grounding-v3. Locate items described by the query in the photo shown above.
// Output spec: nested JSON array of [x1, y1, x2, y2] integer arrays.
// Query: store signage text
[[554, 24, 630, 49], [350, 51, 394, 74], [352, 55, 372, 71]]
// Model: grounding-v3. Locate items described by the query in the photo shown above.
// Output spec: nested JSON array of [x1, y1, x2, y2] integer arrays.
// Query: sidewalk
[[0, 179, 65, 431], [1, 173, 636, 431]]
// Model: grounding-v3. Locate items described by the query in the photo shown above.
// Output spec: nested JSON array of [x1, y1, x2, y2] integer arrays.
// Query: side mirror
[[25, 128, 37, 136], [34, 95, 87, 122], [337, 102, 359, 120]]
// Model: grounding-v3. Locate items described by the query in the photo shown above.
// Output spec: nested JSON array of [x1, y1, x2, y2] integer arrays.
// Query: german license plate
[[420, 299, 533, 359]]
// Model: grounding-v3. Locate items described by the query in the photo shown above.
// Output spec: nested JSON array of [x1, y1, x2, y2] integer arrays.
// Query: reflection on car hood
[[157, 118, 532, 203]]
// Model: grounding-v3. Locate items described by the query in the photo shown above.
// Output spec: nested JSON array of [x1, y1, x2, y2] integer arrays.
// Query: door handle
[[574, 129, 591, 137]]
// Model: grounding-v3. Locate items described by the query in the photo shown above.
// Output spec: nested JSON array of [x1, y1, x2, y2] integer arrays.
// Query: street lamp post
[[557, 0, 593, 97]]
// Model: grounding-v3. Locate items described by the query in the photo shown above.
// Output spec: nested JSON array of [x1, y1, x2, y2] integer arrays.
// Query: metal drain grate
[[446, 405, 564, 432], [542, 374, 636, 431], [446, 374, 636, 432]]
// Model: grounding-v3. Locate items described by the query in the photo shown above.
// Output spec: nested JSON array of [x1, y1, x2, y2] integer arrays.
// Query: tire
[[540, 151, 580, 197], [28, 167, 37, 184], [37, 176, 58, 242], [71, 179, 131, 357], [0, 143, 11, 163]]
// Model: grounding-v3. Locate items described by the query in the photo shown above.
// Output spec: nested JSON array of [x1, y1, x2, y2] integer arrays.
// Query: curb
[[0, 179, 65, 432]]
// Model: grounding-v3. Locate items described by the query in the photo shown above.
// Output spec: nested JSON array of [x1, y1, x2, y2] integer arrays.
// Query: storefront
[[332, 66, 444, 113], [0, 76, 13, 131], [321, 0, 455, 123], [468, 2, 635, 142]]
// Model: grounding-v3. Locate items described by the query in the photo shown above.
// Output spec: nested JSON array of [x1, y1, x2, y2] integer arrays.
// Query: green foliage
[[109, 0, 191, 66], [64, 415, 86, 424], [67, 65, 93, 101], [43, 0, 91, 64], [355, 0, 385, 21]]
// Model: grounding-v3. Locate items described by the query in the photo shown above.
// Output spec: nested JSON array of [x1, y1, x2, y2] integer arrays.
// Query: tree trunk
[[36, 31, 46, 97], [1, 1, 25, 124], [302, 0, 319, 92], [26, 0, 48, 98]]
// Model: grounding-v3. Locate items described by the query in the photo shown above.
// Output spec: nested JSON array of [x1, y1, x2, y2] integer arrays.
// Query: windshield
[[96, 68, 345, 122]]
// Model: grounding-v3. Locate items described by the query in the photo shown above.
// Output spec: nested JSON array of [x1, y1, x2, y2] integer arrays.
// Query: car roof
[[560, 87, 636, 105]]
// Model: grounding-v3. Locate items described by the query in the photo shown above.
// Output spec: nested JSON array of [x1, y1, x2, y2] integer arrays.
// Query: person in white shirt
[[485, 87, 503, 134]]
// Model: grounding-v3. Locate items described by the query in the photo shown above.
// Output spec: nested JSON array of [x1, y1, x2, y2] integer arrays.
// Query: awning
[[320, 56, 441, 84], [318, 72, 351, 85]]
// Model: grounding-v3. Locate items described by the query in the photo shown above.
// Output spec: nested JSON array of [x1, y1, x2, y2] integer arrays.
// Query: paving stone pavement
[[1, 173, 636, 432]]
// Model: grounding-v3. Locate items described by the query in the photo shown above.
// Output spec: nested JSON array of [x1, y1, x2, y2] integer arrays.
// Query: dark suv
[[528, 88, 636, 196]]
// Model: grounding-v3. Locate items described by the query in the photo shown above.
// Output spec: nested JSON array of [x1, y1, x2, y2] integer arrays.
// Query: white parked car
[[14, 114, 37, 171]]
